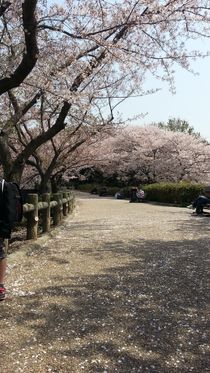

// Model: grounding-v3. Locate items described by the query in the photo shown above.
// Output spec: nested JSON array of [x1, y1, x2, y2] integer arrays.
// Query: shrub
[[143, 182, 204, 206], [78, 183, 98, 193], [78, 183, 131, 198], [78, 181, 205, 206]]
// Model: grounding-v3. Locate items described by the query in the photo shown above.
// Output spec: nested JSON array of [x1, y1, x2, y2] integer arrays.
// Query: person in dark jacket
[[129, 187, 138, 202], [192, 194, 210, 214], [0, 191, 12, 300]]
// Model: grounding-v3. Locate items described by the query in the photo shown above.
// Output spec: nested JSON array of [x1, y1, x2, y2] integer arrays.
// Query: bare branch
[[0, 1, 11, 17], [11, 101, 71, 169], [0, 0, 38, 95]]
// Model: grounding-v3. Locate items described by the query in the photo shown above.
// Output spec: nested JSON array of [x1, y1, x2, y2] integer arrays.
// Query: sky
[[118, 52, 210, 141]]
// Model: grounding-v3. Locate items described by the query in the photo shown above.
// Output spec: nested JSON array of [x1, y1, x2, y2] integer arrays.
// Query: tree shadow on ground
[[174, 212, 210, 236], [3, 232, 209, 373]]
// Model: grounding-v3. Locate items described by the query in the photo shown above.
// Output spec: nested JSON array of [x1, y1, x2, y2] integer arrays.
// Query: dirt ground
[[1, 192, 209, 373]]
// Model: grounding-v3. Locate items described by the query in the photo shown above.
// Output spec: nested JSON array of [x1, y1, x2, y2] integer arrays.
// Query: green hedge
[[78, 183, 130, 197], [143, 182, 204, 206], [78, 182, 206, 206], [77, 183, 98, 193]]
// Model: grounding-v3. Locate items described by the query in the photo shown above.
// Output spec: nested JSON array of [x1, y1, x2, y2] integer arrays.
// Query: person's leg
[[0, 238, 7, 300], [0, 258, 6, 284], [196, 205, 203, 214]]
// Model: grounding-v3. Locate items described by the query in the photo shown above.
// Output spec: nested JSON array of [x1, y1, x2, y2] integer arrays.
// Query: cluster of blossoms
[[0, 1, 209, 189]]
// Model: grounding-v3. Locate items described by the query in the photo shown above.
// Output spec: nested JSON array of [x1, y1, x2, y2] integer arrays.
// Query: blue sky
[[118, 52, 210, 141]]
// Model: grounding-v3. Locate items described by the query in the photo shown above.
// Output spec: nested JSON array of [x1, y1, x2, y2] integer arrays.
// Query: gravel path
[[1, 192, 209, 373]]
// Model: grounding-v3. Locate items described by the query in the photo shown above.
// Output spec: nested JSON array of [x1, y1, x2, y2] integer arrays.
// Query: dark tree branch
[[69, 9, 150, 93], [4, 90, 42, 133], [0, 0, 38, 95], [26, 157, 44, 177], [0, 1, 11, 16], [0, 131, 12, 171], [10, 101, 71, 173]]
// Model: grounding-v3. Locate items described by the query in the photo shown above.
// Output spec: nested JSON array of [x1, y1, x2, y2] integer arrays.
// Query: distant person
[[136, 189, 145, 202], [115, 190, 124, 199], [192, 194, 210, 214], [129, 187, 138, 202], [129, 187, 145, 203]]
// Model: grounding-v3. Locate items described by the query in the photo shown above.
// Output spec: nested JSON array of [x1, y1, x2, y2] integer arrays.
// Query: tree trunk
[[6, 163, 24, 184], [38, 178, 52, 194], [51, 175, 62, 194]]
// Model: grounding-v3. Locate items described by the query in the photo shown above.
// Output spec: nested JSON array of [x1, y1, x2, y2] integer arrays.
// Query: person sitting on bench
[[129, 187, 145, 203]]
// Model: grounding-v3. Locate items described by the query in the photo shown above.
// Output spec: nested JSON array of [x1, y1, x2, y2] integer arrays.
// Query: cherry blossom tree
[[0, 0, 210, 185], [24, 117, 115, 192], [159, 130, 210, 182], [91, 125, 210, 184]]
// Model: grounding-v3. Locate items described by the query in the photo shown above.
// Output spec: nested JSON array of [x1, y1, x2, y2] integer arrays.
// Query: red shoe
[[0, 286, 6, 301]]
